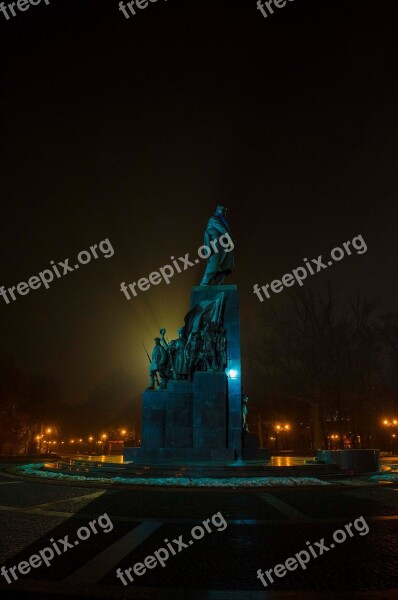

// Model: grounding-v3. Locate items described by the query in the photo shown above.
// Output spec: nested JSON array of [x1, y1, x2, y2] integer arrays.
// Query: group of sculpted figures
[[147, 325, 227, 390]]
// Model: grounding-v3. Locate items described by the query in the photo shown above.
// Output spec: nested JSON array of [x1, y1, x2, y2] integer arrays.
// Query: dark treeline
[[245, 286, 398, 451]]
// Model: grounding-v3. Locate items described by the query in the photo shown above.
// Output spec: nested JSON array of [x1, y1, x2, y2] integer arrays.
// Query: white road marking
[[257, 493, 311, 521], [29, 490, 107, 509], [64, 522, 162, 583], [0, 481, 23, 485]]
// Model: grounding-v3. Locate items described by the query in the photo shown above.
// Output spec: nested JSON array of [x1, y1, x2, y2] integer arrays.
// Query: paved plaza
[[0, 459, 397, 599]]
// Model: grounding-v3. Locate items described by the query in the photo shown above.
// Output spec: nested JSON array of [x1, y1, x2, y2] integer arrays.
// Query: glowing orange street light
[[382, 419, 398, 427]]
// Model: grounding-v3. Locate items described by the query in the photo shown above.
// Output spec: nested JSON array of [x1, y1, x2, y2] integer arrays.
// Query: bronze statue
[[147, 338, 167, 390], [195, 322, 217, 371], [160, 327, 188, 380], [216, 326, 227, 371], [242, 394, 249, 432], [200, 205, 235, 286], [185, 331, 202, 381]]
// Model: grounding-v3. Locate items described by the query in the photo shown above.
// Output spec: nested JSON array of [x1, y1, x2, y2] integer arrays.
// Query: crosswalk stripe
[[0, 481, 23, 485], [257, 493, 311, 521], [28, 490, 107, 509], [64, 521, 162, 583]]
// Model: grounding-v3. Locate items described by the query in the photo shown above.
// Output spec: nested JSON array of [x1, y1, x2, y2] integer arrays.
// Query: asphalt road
[[0, 464, 398, 599]]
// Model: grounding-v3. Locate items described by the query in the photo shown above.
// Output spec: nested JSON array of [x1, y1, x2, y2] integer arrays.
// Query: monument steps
[[42, 458, 345, 480]]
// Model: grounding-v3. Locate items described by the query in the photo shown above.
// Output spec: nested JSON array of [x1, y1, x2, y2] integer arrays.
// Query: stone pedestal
[[317, 449, 380, 473], [193, 372, 227, 450], [123, 285, 269, 466], [124, 372, 235, 463], [190, 285, 242, 457], [165, 380, 193, 448]]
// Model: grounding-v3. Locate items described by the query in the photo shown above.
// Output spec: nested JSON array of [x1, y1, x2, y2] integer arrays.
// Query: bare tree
[[252, 287, 380, 449]]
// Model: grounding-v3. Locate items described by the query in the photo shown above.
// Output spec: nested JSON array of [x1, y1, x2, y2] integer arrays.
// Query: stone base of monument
[[316, 449, 380, 473], [123, 371, 270, 469], [242, 432, 270, 461], [42, 456, 346, 480]]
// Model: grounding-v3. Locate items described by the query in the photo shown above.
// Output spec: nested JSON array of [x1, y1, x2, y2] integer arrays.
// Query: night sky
[[0, 0, 397, 413]]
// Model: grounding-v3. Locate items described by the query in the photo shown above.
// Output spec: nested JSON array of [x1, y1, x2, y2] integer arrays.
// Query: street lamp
[[274, 423, 291, 453], [382, 419, 398, 453], [35, 435, 42, 454]]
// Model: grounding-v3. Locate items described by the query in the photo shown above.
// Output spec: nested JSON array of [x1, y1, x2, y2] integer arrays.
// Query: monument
[[124, 206, 270, 466]]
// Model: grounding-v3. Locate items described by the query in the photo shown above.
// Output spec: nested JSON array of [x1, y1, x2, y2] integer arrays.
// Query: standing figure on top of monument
[[160, 327, 189, 380], [200, 205, 235, 286], [147, 338, 167, 390], [215, 325, 227, 371]]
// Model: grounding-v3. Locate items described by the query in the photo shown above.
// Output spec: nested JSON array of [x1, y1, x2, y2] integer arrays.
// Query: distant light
[[227, 369, 238, 379]]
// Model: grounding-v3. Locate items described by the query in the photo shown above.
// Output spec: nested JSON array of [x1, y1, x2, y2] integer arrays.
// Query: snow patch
[[9, 464, 332, 487], [370, 472, 398, 482]]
